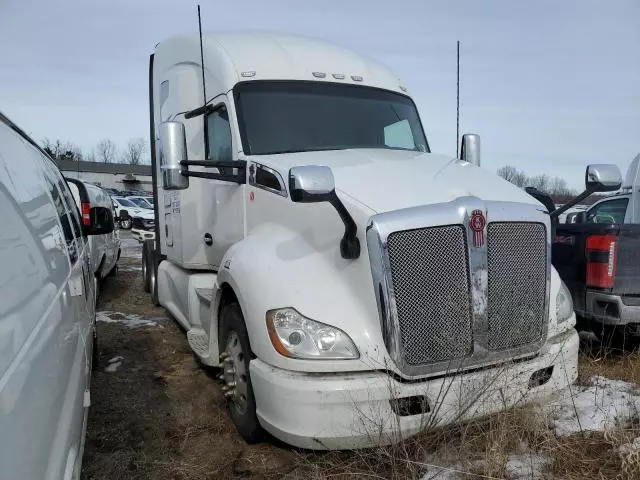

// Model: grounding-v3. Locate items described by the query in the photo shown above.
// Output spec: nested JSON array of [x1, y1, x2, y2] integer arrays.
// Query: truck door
[[203, 101, 244, 267]]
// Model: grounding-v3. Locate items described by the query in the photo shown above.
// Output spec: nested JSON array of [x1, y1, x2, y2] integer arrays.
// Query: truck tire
[[92, 326, 100, 372], [120, 218, 132, 230], [142, 241, 151, 293], [150, 253, 160, 306], [218, 303, 263, 444]]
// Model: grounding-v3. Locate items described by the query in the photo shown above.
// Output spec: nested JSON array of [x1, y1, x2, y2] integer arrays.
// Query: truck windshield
[[234, 81, 429, 155]]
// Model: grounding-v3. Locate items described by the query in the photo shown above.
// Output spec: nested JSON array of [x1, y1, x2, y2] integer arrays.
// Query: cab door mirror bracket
[[288, 165, 360, 260]]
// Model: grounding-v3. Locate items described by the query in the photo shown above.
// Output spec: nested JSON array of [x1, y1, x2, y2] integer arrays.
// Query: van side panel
[[0, 122, 91, 479]]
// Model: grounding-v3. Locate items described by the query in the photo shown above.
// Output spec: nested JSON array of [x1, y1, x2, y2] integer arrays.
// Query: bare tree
[[528, 174, 550, 192], [96, 139, 117, 163], [497, 165, 529, 187], [123, 137, 146, 165], [497, 165, 518, 183], [42, 138, 83, 161]]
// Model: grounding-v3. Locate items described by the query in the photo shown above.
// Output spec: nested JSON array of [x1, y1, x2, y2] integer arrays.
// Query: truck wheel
[[92, 326, 100, 372], [219, 303, 263, 444], [120, 219, 132, 230], [142, 241, 151, 293], [150, 254, 160, 306]]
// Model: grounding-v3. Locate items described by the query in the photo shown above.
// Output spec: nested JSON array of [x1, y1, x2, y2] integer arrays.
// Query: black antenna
[[456, 40, 460, 156], [198, 5, 207, 106]]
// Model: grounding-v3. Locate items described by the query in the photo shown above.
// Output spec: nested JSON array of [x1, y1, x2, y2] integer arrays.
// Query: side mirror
[[158, 121, 189, 190], [585, 164, 622, 192], [83, 206, 115, 236], [567, 212, 587, 224], [116, 209, 130, 222], [459, 133, 481, 166], [552, 163, 622, 220], [289, 165, 336, 202], [288, 165, 360, 259]]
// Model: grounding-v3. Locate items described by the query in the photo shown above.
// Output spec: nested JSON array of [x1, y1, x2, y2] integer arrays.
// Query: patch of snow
[[547, 375, 640, 435], [105, 358, 123, 372], [505, 454, 550, 479], [97, 311, 164, 329], [119, 237, 141, 259], [118, 263, 142, 272]]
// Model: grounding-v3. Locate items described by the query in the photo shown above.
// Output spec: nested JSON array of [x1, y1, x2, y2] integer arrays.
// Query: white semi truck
[[143, 32, 584, 449]]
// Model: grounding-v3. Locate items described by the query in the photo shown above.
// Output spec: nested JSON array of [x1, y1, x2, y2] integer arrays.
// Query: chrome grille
[[487, 222, 547, 350], [386, 225, 473, 365]]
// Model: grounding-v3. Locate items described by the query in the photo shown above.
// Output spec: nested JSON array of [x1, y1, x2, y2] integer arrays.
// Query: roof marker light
[[312, 72, 326, 78], [351, 75, 363, 82], [332, 73, 345, 80], [241, 71, 256, 77]]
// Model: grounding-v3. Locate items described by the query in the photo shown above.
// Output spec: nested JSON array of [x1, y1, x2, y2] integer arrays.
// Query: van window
[[41, 166, 81, 263], [587, 198, 629, 224], [206, 106, 232, 162]]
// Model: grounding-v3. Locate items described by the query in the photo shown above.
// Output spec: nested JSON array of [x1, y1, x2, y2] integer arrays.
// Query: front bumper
[[131, 228, 155, 243], [250, 328, 579, 450]]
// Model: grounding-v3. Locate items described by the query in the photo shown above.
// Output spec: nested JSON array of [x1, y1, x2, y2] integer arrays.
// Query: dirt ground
[[81, 234, 640, 480], [81, 236, 303, 480]]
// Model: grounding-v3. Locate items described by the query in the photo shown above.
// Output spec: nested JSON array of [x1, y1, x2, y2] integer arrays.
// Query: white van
[[65, 178, 122, 291], [0, 111, 113, 479]]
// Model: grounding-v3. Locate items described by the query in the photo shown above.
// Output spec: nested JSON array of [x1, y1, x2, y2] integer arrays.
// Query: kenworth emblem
[[469, 210, 486, 248]]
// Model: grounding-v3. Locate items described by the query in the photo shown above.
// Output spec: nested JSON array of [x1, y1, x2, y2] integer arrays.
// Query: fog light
[[528, 366, 554, 389]]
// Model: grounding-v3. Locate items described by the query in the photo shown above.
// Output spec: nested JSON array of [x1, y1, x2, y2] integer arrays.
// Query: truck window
[[206, 106, 232, 162], [234, 81, 429, 155], [587, 198, 629, 224]]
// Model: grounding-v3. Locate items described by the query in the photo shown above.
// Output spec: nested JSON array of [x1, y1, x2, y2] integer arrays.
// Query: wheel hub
[[219, 332, 248, 414]]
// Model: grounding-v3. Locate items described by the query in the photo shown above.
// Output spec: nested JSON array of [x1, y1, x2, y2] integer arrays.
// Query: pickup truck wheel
[[219, 303, 263, 444], [120, 219, 132, 230]]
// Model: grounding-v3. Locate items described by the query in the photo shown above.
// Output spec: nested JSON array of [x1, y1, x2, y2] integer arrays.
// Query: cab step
[[187, 328, 210, 359]]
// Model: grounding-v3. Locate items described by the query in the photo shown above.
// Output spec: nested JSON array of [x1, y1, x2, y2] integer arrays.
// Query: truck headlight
[[266, 308, 359, 359], [556, 280, 573, 323]]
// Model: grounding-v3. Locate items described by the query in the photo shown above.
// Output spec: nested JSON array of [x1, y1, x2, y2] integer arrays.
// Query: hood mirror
[[288, 165, 360, 260], [460, 133, 481, 166], [288, 165, 335, 202]]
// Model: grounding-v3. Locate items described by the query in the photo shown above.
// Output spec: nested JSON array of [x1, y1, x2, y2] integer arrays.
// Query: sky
[[0, 0, 638, 189]]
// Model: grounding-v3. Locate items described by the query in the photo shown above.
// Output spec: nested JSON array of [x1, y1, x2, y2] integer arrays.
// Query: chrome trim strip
[[366, 197, 551, 379], [248, 162, 288, 197]]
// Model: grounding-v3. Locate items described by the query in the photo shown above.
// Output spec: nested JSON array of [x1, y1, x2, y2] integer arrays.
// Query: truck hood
[[252, 149, 540, 213]]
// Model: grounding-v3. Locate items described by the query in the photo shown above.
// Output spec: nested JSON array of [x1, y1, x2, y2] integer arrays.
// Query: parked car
[[127, 195, 154, 210], [66, 178, 121, 292], [111, 196, 143, 229], [0, 111, 113, 479], [131, 209, 156, 243]]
